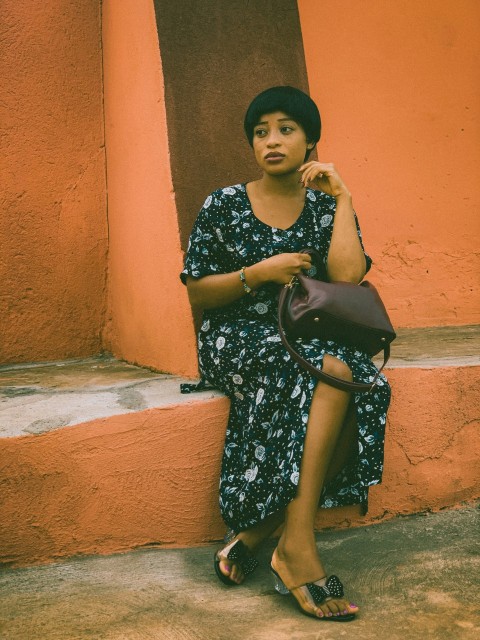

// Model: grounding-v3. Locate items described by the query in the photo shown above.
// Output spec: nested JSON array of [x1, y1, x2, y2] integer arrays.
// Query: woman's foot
[[214, 537, 259, 585], [271, 542, 359, 619], [215, 512, 285, 585]]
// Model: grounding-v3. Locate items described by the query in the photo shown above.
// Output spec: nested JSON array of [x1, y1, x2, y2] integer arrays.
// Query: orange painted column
[[102, 0, 198, 376], [298, 0, 480, 328]]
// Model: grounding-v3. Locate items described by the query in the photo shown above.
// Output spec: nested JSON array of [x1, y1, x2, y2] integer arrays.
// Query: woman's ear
[[307, 141, 316, 150]]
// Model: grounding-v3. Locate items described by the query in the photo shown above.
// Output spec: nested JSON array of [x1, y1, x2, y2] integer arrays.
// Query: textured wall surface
[[298, 0, 480, 327], [0, 1, 107, 363], [102, 0, 197, 376], [1, 365, 478, 567], [154, 0, 310, 249]]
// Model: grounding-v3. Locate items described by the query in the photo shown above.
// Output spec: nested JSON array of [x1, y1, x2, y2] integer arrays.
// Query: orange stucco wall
[[298, 0, 480, 327], [0, 1, 107, 363], [0, 365, 478, 568], [102, 0, 197, 376]]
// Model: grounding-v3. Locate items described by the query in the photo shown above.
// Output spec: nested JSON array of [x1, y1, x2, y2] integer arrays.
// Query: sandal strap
[[226, 540, 259, 576], [306, 575, 345, 604]]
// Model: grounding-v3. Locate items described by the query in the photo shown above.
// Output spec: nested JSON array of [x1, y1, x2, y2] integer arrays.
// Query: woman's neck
[[256, 171, 305, 198]]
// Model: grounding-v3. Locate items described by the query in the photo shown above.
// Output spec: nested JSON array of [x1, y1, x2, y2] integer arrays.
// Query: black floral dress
[[180, 184, 390, 532]]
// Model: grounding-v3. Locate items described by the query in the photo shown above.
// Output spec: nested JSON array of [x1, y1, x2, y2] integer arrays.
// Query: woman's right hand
[[257, 252, 312, 285]]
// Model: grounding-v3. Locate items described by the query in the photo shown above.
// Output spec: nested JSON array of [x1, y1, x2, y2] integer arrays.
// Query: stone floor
[[1, 505, 478, 640]]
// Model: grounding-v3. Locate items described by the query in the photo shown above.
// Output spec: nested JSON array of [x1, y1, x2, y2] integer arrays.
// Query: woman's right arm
[[186, 253, 312, 310]]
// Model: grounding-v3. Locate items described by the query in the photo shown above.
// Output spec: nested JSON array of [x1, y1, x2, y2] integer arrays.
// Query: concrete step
[[0, 326, 479, 568], [0, 506, 478, 640]]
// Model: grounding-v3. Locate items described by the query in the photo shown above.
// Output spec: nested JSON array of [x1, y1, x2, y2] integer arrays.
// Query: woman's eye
[[254, 129, 267, 137], [281, 126, 294, 134]]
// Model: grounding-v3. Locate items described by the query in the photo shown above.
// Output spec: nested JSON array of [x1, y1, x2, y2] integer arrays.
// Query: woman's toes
[[346, 600, 359, 613], [325, 599, 341, 616], [220, 560, 231, 578]]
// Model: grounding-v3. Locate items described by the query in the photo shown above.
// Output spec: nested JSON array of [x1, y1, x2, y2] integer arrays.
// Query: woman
[[180, 86, 390, 621]]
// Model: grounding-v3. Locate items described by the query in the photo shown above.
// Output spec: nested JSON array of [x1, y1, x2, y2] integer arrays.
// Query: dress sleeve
[[180, 192, 226, 285], [316, 194, 372, 278]]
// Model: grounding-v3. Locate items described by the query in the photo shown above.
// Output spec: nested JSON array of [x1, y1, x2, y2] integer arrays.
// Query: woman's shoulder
[[197, 184, 246, 223], [203, 183, 246, 206]]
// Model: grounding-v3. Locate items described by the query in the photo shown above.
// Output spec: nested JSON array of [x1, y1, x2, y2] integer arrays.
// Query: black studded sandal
[[213, 539, 259, 586], [271, 559, 357, 621]]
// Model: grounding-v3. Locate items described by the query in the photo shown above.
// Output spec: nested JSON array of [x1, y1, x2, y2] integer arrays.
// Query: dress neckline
[[242, 183, 308, 232]]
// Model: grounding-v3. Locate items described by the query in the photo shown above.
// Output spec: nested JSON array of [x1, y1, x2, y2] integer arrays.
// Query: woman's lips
[[265, 153, 285, 162]]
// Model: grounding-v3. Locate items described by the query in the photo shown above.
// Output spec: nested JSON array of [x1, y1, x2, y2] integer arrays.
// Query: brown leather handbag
[[278, 252, 396, 393]]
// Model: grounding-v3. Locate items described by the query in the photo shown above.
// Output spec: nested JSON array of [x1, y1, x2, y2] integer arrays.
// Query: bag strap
[[278, 285, 389, 394]]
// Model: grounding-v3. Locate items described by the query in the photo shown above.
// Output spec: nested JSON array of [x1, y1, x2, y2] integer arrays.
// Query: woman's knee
[[322, 354, 353, 382]]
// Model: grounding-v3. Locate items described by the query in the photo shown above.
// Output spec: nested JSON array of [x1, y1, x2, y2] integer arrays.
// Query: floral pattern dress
[[180, 184, 391, 532]]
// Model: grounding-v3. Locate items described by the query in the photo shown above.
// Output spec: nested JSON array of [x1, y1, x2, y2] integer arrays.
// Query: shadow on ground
[[0, 505, 478, 640]]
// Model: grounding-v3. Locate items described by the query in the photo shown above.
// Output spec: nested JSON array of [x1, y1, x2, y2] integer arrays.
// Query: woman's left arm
[[299, 161, 367, 283]]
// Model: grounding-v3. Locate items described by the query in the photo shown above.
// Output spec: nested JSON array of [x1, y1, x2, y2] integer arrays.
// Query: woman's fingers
[[298, 161, 348, 197], [264, 252, 312, 284]]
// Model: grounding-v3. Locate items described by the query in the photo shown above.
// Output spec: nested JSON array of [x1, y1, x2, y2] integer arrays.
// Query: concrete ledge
[[1, 326, 479, 568], [0, 355, 223, 438]]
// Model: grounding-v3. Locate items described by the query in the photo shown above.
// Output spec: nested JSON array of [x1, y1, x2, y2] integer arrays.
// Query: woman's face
[[252, 111, 314, 176]]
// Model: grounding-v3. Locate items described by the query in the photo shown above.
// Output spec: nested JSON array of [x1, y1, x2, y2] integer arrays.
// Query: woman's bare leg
[[272, 355, 359, 617], [325, 399, 358, 482]]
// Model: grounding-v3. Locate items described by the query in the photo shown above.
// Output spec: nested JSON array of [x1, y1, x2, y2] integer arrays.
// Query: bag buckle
[[285, 276, 298, 289]]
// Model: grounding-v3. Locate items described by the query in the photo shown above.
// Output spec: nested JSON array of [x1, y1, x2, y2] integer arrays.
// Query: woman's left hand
[[298, 161, 350, 199]]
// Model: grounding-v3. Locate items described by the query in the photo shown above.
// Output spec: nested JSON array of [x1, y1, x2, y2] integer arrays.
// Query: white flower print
[[215, 228, 224, 242], [239, 492, 245, 502], [245, 466, 258, 482], [222, 187, 236, 195], [306, 190, 317, 201], [255, 303, 268, 315], [255, 445, 266, 461], [267, 335, 281, 342], [234, 391, 244, 400], [232, 374, 243, 385], [216, 336, 225, 349], [201, 320, 210, 332], [290, 471, 299, 485], [291, 385, 301, 399], [256, 388, 265, 404], [203, 195, 212, 208], [320, 214, 333, 227]]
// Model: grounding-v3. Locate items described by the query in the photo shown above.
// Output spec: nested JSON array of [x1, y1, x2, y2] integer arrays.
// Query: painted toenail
[[225, 565, 231, 571], [350, 603, 357, 607], [343, 610, 348, 614], [327, 613, 332, 617]]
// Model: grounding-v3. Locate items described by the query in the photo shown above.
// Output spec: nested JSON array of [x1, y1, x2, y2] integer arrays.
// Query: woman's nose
[[266, 130, 281, 146]]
